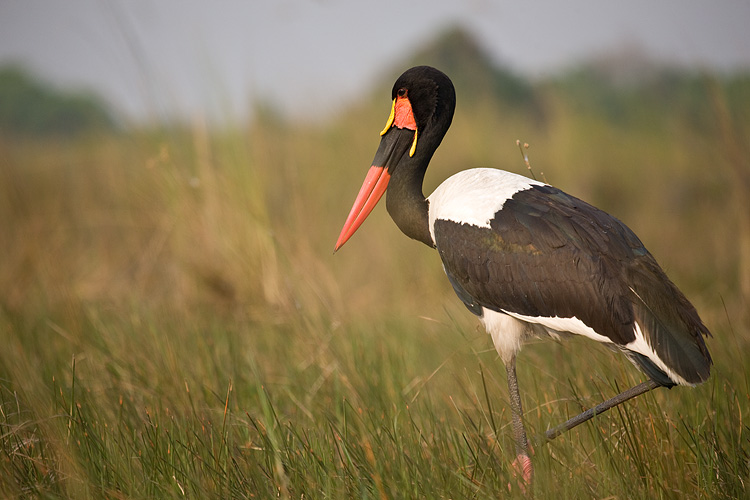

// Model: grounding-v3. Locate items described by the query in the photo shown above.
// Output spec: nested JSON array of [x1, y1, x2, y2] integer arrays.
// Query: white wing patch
[[486, 310, 692, 386], [502, 310, 613, 344], [427, 168, 543, 243], [481, 307, 612, 362]]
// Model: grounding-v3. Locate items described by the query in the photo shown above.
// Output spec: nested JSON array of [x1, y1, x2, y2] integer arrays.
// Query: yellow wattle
[[379, 99, 396, 136]]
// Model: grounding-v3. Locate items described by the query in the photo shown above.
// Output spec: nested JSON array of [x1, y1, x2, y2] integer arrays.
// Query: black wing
[[433, 184, 711, 385]]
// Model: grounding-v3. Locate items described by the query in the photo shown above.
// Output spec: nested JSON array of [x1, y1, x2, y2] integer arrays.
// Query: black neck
[[385, 121, 451, 248], [385, 154, 434, 247]]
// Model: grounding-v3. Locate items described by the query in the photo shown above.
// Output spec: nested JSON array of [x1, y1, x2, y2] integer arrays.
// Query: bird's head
[[334, 66, 455, 251]]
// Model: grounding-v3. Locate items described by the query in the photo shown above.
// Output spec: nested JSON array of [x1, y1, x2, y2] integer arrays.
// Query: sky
[[1, 0, 749, 123]]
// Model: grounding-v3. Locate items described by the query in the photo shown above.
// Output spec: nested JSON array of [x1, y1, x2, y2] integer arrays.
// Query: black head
[[391, 66, 456, 135], [334, 66, 456, 251]]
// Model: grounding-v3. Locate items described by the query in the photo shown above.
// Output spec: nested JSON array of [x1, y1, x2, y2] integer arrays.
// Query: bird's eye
[[397, 88, 407, 98]]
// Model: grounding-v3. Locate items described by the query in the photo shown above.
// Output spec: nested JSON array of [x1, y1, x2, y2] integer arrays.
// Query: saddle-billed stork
[[334, 66, 712, 485]]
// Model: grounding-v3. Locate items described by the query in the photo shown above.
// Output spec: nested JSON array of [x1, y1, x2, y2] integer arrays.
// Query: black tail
[[627, 258, 712, 386]]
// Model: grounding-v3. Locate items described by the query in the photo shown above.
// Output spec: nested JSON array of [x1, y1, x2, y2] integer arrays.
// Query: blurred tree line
[[0, 65, 114, 137], [2, 29, 749, 140]]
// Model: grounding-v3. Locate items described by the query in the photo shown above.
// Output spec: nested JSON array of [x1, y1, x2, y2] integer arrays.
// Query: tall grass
[[0, 79, 748, 498]]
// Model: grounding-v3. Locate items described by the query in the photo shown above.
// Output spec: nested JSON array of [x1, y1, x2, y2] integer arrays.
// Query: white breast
[[427, 168, 543, 243]]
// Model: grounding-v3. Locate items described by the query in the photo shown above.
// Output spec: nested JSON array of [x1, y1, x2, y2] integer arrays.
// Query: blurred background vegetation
[[1, 27, 748, 498], [2, 27, 747, 324]]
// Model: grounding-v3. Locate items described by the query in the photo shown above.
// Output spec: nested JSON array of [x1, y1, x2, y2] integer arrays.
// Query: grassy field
[[1, 73, 749, 499]]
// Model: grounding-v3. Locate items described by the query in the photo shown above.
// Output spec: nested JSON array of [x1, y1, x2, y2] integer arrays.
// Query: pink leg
[[510, 453, 533, 492]]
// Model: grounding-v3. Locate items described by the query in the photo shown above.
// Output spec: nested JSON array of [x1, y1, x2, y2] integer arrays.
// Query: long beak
[[334, 127, 415, 252]]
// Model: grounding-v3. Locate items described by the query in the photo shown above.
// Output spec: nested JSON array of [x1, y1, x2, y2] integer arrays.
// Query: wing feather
[[433, 184, 711, 385]]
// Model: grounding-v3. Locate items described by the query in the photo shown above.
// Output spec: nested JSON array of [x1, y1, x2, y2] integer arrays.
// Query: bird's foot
[[508, 453, 533, 494]]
